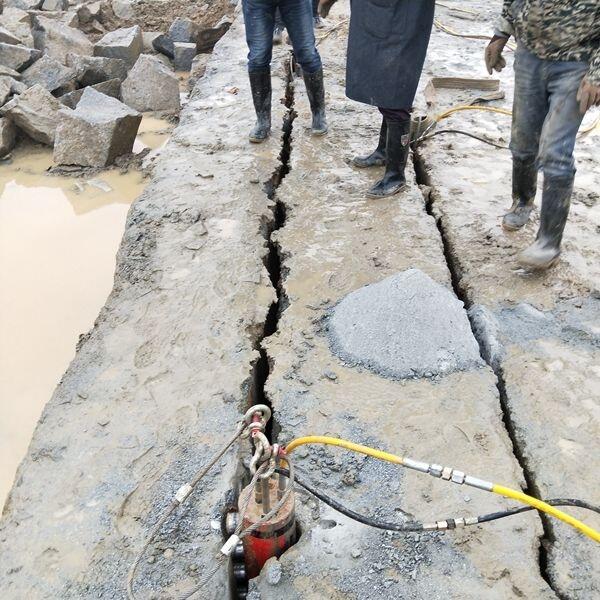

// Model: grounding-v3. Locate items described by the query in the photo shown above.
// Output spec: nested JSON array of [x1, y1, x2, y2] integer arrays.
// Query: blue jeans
[[511, 44, 588, 178], [243, 0, 322, 73]]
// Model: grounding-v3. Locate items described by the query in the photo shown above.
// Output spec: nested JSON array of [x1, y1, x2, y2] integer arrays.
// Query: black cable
[[277, 468, 600, 533], [415, 128, 509, 149], [477, 498, 600, 524], [276, 467, 423, 532]]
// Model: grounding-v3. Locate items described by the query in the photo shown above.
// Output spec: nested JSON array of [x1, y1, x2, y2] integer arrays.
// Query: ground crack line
[[411, 148, 561, 599]]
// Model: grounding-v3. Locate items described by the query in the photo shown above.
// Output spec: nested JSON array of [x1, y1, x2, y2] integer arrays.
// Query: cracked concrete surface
[[1, 1, 598, 599]]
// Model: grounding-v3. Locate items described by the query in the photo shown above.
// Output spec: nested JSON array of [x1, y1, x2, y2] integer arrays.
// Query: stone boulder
[[121, 53, 179, 113], [0, 42, 41, 71], [60, 77, 120, 108], [94, 25, 142, 67], [0, 117, 17, 156], [196, 22, 230, 53], [21, 54, 76, 95], [173, 41, 195, 71], [0, 8, 34, 47], [141, 30, 161, 53], [0, 78, 13, 105], [111, 0, 134, 19], [4, 0, 43, 10], [0, 26, 22, 45], [54, 87, 141, 166], [168, 17, 196, 43], [66, 53, 127, 86], [151, 33, 173, 59], [41, 0, 69, 10], [77, 1, 102, 25], [0, 65, 22, 79], [0, 83, 63, 144], [32, 16, 93, 62]]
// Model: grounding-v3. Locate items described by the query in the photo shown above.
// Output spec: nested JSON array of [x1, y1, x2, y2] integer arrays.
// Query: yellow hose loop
[[435, 105, 513, 122], [285, 436, 404, 466], [284, 436, 600, 544], [492, 485, 600, 543]]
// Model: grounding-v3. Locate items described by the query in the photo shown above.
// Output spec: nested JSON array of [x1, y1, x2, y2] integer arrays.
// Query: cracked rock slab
[[328, 268, 483, 379]]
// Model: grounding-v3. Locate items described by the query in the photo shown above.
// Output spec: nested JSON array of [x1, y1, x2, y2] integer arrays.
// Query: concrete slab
[[254, 6, 553, 598], [416, 2, 600, 597], [0, 16, 287, 600]]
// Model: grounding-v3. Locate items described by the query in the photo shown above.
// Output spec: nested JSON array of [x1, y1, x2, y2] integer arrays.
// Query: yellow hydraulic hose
[[435, 105, 512, 122], [284, 436, 600, 543]]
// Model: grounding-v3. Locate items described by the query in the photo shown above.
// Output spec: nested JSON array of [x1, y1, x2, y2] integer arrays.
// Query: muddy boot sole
[[366, 182, 406, 199]]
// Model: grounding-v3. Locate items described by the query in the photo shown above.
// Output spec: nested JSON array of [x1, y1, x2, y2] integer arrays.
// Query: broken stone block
[[77, 1, 102, 25], [188, 53, 209, 90], [0, 65, 22, 79], [168, 17, 197, 43], [142, 31, 161, 53], [0, 8, 34, 47], [0, 42, 41, 71], [0, 83, 63, 144], [94, 25, 142, 67], [152, 33, 174, 59], [32, 15, 93, 62], [4, 0, 43, 9], [54, 87, 141, 166], [195, 22, 230, 53], [60, 77, 120, 108], [66, 53, 127, 86], [41, 0, 68, 10], [21, 54, 76, 95], [0, 78, 13, 105], [111, 0, 134, 19], [173, 41, 195, 71], [0, 26, 22, 46], [121, 53, 179, 113], [0, 75, 26, 99], [0, 117, 16, 156]]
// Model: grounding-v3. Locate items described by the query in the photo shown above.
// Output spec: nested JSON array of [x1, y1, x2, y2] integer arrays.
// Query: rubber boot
[[302, 68, 328, 135], [517, 174, 573, 270], [352, 118, 387, 168], [502, 157, 537, 230], [366, 119, 410, 198], [249, 70, 272, 143]]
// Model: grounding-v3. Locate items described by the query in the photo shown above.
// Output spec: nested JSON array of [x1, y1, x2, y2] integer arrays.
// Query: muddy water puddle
[[0, 116, 172, 507]]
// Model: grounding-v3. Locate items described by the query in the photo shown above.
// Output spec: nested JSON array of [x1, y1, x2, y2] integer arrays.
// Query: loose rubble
[[94, 25, 142, 66], [32, 15, 93, 62], [21, 54, 75, 94], [0, 42, 41, 71]]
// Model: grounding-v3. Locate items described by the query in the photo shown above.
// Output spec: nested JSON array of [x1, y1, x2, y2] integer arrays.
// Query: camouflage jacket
[[495, 0, 600, 84]]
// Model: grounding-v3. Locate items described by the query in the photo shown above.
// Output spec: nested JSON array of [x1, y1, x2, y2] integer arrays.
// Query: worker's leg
[[504, 45, 548, 230], [242, 0, 277, 142], [353, 117, 387, 168], [280, 0, 328, 134], [518, 58, 588, 269], [312, 0, 324, 28], [273, 8, 285, 44], [366, 108, 411, 198]]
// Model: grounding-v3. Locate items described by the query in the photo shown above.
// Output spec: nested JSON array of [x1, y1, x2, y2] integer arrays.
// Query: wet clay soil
[[0, 117, 171, 507]]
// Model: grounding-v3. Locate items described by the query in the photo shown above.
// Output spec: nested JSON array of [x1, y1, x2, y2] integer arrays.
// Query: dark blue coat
[[346, 0, 436, 109]]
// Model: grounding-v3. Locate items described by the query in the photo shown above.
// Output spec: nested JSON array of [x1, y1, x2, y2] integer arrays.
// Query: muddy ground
[[0, 1, 598, 599]]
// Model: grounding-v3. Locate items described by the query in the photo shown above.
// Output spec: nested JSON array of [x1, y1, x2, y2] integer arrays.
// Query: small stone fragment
[[0, 78, 12, 105], [59, 78, 121, 109], [173, 41, 195, 71], [111, 0, 135, 19], [0, 83, 63, 144], [121, 54, 180, 113], [0, 8, 34, 48], [32, 16, 93, 63], [53, 87, 141, 167], [21, 54, 76, 95], [195, 22, 230, 53], [0, 65, 21, 79], [94, 25, 142, 67], [41, 0, 68, 10], [168, 17, 197, 43], [0, 42, 41, 71], [4, 0, 43, 10], [0, 117, 16, 156], [142, 31, 161, 53], [152, 33, 174, 59], [0, 26, 21, 46]]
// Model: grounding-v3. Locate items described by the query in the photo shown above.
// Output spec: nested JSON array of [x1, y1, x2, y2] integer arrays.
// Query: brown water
[[0, 116, 171, 507]]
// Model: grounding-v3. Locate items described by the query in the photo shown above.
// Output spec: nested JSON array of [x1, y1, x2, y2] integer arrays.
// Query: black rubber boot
[[366, 119, 410, 198], [517, 174, 573, 270], [503, 157, 537, 230], [302, 68, 328, 135], [249, 70, 272, 143], [353, 118, 387, 168]]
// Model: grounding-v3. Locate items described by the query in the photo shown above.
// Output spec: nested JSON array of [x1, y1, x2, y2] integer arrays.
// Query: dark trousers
[[511, 44, 588, 178], [243, 0, 322, 73], [379, 108, 411, 123]]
